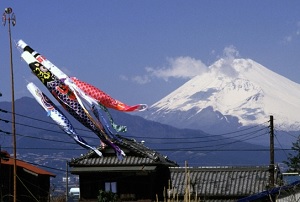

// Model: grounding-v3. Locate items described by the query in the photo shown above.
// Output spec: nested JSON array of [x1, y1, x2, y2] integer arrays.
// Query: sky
[[0, 1, 300, 107]]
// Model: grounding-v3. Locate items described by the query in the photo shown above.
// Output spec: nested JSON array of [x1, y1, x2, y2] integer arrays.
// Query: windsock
[[27, 82, 102, 157], [17, 39, 147, 112], [21, 51, 125, 159], [70, 77, 148, 112], [17, 39, 67, 79]]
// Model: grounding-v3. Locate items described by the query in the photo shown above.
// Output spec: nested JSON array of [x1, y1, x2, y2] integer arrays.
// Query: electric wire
[[0, 112, 270, 145], [125, 122, 270, 140], [0, 127, 270, 152], [1, 145, 292, 152], [274, 129, 289, 160], [0, 107, 271, 140], [0, 115, 98, 141], [277, 129, 299, 139], [16, 175, 39, 202], [1, 146, 85, 151], [1, 107, 294, 174], [20, 158, 68, 173], [0, 113, 264, 150], [0, 129, 80, 145], [2, 110, 270, 156], [2, 155, 69, 186], [142, 127, 270, 144], [0, 108, 97, 135], [154, 128, 269, 151], [156, 130, 268, 151], [0, 109, 296, 196], [0, 113, 291, 152], [16, 174, 52, 201], [4, 156, 74, 198]]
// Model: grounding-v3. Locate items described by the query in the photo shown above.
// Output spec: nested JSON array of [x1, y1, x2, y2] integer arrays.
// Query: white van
[[69, 187, 80, 198]]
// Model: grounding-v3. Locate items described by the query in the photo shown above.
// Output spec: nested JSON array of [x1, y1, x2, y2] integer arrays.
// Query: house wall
[[154, 165, 171, 200], [78, 165, 171, 201], [0, 164, 50, 202], [79, 172, 155, 201], [0, 164, 13, 201]]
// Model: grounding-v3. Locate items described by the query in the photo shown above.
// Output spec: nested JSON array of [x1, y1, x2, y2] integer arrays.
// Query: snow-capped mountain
[[142, 58, 300, 135]]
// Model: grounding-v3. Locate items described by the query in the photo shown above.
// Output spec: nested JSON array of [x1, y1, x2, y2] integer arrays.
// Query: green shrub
[[97, 190, 118, 202]]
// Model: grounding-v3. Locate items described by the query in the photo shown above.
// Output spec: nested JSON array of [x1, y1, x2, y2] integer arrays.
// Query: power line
[[0, 108, 97, 135], [274, 130, 290, 160], [0, 111, 273, 151], [155, 148, 293, 152], [0, 125, 268, 152], [153, 128, 269, 149], [126, 123, 270, 140], [0, 117, 98, 141], [1, 108, 293, 165], [0, 129, 79, 145], [1, 146, 85, 151], [0, 128, 273, 153], [0, 113, 271, 147], [142, 127, 269, 144], [277, 129, 299, 139], [1, 107, 271, 140]]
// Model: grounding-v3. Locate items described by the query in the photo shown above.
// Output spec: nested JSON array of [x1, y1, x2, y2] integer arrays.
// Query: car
[[69, 187, 80, 199]]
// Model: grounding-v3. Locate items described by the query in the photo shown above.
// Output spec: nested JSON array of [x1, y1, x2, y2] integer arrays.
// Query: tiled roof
[[70, 135, 178, 167], [73, 156, 153, 166], [170, 166, 273, 197], [238, 180, 300, 202], [1, 158, 56, 177]]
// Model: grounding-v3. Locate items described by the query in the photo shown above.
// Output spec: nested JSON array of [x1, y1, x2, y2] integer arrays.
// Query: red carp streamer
[[71, 77, 147, 112]]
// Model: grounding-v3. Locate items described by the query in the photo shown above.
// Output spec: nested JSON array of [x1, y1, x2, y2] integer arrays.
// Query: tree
[[283, 136, 300, 172], [97, 190, 118, 202]]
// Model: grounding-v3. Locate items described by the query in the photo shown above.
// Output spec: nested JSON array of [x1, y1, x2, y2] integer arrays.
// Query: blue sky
[[0, 1, 300, 106]]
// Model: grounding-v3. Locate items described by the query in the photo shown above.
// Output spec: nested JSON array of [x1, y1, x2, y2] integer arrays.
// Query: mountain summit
[[142, 58, 300, 134]]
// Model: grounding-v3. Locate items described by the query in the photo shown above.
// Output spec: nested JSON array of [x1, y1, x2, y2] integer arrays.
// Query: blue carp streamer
[[27, 82, 102, 157]]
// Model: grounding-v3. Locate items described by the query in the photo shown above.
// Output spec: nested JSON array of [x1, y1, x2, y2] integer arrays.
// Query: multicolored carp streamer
[[70, 77, 148, 112], [17, 39, 148, 112], [17, 40, 68, 80], [17, 39, 148, 159], [21, 51, 125, 159], [27, 82, 102, 157], [17, 39, 133, 134]]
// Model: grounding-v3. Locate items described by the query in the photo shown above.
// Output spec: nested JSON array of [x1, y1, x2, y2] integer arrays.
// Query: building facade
[[69, 136, 178, 201], [0, 152, 55, 202]]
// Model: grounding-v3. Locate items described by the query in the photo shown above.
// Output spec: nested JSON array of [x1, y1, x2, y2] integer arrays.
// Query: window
[[105, 182, 117, 193]]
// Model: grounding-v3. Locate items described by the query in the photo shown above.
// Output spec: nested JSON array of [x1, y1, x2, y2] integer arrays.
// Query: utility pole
[[2, 7, 17, 202], [269, 115, 275, 188], [66, 161, 69, 202], [0, 94, 1, 201]]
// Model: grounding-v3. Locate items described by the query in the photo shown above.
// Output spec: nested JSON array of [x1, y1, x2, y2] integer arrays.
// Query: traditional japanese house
[[170, 166, 282, 202], [69, 135, 284, 202], [0, 151, 55, 202], [69, 135, 178, 201]]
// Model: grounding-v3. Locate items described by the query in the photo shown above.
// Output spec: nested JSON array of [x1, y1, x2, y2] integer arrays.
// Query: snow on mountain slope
[[143, 58, 300, 132]]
